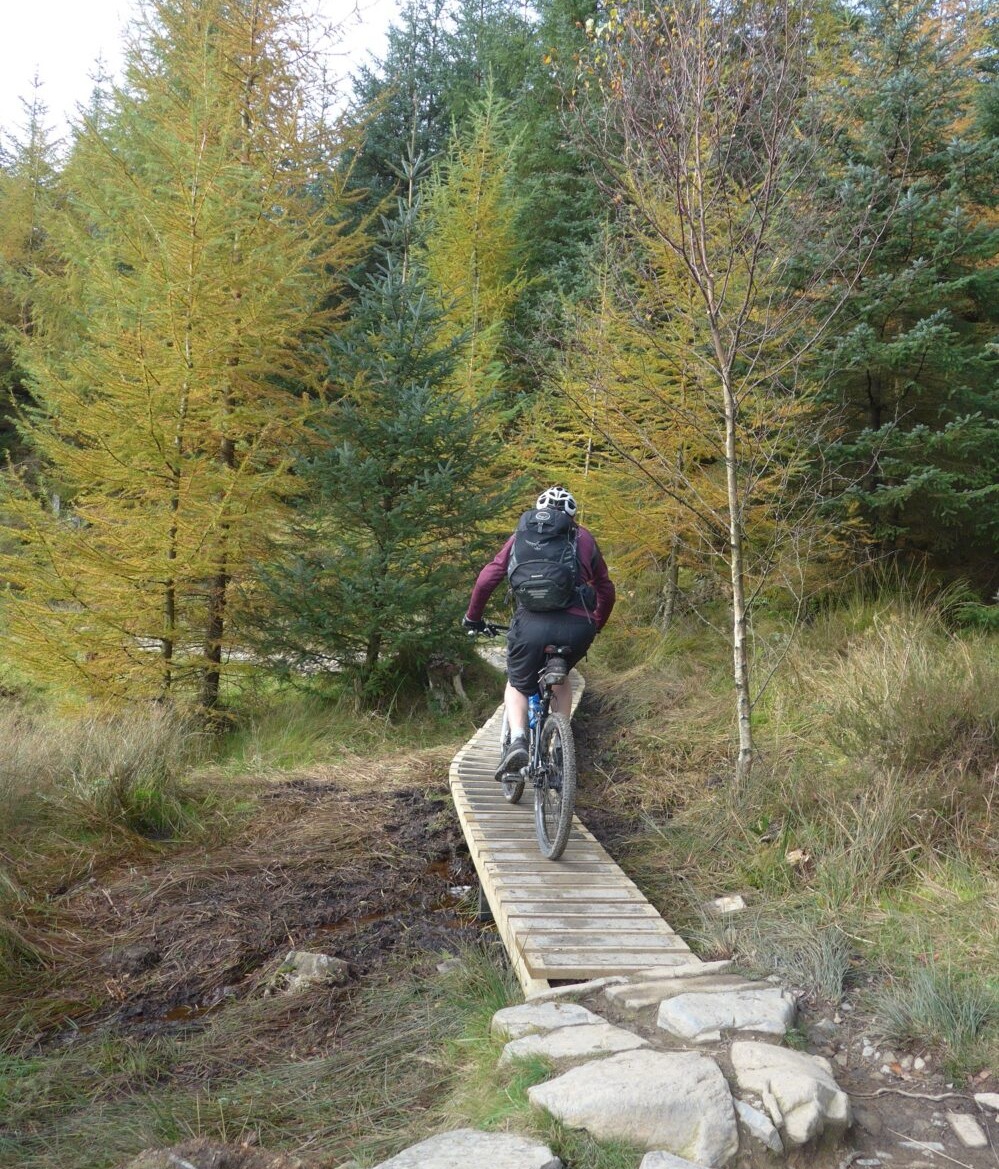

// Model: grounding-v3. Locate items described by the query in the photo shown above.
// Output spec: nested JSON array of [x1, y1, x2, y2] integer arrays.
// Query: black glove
[[462, 615, 486, 633]]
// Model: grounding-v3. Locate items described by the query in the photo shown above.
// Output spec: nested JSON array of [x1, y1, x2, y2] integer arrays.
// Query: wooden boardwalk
[[449, 673, 697, 997]]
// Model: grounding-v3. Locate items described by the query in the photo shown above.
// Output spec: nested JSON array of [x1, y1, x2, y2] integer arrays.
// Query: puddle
[[315, 910, 392, 934], [161, 1001, 224, 1023]]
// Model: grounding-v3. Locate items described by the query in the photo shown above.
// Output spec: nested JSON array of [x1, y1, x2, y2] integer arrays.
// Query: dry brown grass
[[584, 596, 999, 1075], [0, 735, 463, 1059]]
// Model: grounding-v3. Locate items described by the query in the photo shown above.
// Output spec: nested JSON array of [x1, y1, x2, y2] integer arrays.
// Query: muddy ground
[[9, 696, 999, 1169], [27, 749, 482, 1054]]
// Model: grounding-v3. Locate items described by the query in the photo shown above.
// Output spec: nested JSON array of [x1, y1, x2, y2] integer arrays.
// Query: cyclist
[[462, 486, 615, 779]]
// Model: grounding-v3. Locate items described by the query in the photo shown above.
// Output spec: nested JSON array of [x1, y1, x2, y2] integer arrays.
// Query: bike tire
[[498, 710, 525, 804], [534, 711, 576, 860]]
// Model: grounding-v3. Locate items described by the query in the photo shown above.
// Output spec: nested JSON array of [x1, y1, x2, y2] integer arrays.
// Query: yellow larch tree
[[419, 85, 526, 406], [0, 0, 366, 709], [572, 0, 870, 783]]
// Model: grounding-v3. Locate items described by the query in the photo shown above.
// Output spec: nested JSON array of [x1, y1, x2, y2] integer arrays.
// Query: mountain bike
[[477, 623, 578, 861]]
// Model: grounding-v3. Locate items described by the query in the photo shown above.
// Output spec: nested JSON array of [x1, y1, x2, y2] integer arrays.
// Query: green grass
[[589, 589, 999, 1075], [213, 658, 504, 775], [0, 704, 211, 843], [0, 946, 522, 1169], [869, 963, 999, 1079]]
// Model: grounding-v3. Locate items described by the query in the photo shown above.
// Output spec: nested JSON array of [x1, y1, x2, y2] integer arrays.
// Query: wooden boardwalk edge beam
[[449, 668, 700, 998]]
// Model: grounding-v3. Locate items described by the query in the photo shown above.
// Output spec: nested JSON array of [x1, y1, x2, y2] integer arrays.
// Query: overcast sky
[[0, 0, 398, 145]]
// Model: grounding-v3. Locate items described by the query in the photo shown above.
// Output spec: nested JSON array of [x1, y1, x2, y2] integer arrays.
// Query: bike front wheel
[[534, 711, 576, 860]]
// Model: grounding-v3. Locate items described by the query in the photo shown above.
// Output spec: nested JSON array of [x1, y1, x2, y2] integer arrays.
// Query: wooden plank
[[517, 932, 683, 950], [484, 841, 609, 856], [495, 889, 650, 905], [502, 902, 663, 918], [450, 671, 694, 996], [490, 877, 642, 892], [482, 846, 609, 861], [483, 864, 621, 876], [506, 916, 673, 932], [525, 952, 693, 976]]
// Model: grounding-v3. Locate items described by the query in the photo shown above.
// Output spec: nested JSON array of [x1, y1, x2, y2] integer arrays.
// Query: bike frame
[[525, 668, 559, 786], [472, 620, 567, 782], [470, 622, 577, 860]]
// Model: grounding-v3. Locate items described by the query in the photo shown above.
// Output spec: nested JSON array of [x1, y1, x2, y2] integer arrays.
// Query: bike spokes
[[534, 712, 577, 860]]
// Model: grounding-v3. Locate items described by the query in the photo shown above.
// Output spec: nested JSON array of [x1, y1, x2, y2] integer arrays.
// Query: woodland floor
[[8, 694, 998, 1169]]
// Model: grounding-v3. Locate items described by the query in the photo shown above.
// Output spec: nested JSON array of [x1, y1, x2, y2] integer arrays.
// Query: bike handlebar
[[469, 621, 508, 637]]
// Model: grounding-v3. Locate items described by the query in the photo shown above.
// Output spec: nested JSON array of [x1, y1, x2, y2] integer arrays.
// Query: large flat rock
[[610, 975, 761, 1011], [657, 987, 796, 1043], [500, 1022, 647, 1066], [491, 1001, 605, 1040], [528, 1049, 738, 1166], [369, 1129, 562, 1169]]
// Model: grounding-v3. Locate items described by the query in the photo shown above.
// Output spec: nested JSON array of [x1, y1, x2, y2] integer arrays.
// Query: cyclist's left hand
[[461, 615, 486, 633]]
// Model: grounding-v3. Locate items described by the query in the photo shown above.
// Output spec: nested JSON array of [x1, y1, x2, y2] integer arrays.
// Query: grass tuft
[[870, 963, 999, 1077], [0, 704, 208, 846], [805, 609, 999, 771]]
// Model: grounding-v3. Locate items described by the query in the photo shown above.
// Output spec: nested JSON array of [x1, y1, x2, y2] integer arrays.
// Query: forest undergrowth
[[583, 590, 999, 1081], [1, 593, 997, 1168]]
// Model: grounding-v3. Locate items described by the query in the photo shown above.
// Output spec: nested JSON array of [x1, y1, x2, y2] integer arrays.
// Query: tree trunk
[[201, 429, 234, 712], [723, 378, 753, 788], [658, 534, 681, 633], [201, 540, 229, 712]]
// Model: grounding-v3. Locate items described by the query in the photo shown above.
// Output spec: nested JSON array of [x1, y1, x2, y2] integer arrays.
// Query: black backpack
[[507, 508, 579, 612]]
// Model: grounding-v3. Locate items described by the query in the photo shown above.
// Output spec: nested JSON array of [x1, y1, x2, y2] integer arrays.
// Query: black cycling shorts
[[505, 609, 597, 696]]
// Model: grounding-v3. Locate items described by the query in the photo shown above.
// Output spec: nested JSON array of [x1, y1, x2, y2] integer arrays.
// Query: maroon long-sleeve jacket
[[465, 524, 616, 630]]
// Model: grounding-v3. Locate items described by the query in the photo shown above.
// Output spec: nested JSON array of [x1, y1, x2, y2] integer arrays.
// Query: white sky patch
[[0, 0, 397, 148]]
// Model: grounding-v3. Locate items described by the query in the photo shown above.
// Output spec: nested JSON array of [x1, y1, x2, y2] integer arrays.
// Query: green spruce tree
[[813, 0, 999, 583], [0, 78, 60, 461], [249, 167, 516, 702]]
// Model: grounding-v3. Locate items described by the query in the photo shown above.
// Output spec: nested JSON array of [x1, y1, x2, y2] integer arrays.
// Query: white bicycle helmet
[[536, 485, 577, 517]]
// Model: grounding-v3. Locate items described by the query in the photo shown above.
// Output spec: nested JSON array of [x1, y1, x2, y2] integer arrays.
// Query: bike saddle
[[541, 652, 570, 686]]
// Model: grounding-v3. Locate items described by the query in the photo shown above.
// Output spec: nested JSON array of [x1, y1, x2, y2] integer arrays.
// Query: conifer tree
[[0, 0, 365, 708], [811, 0, 999, 583], [509, 0, 603, 307], [419, 88, 526, 404], [347, 0, 538, 219], [249, 165, 515, 701], [0, 79, 60, 461]]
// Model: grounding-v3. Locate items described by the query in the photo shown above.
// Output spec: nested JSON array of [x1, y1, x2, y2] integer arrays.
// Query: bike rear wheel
[[498, 711, 525, 804], [534, 711, 576, 860]]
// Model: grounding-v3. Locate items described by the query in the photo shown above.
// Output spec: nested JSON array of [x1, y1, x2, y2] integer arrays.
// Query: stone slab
[[626, 961, 732, 981], [730, 1041, 851, 1146], [370, 1129, 562, 1169], [657, 987, 796, 1043], [491, 1001, 605, 1040], [946, 1112, 988, 1148], [500, 1022, 648, 1066], [610, 976, 762, 1011], [528, 1049, 738, 1166], [735, 1099, 784, 1154]]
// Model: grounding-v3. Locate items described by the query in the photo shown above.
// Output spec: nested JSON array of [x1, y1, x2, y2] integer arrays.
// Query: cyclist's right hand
[[461, 615, 486, 633]]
